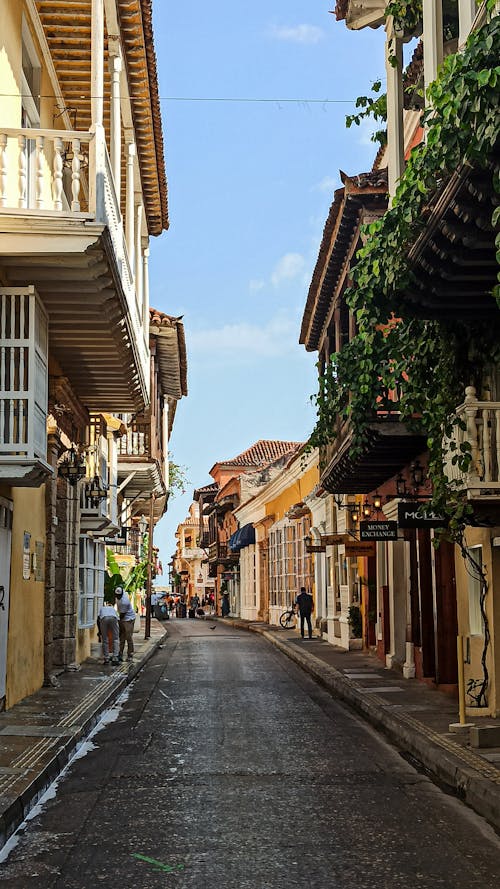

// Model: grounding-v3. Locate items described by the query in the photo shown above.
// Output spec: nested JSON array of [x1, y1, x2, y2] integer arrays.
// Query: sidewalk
[[220, 617, 500, 832], [0, 620, 167, 849]]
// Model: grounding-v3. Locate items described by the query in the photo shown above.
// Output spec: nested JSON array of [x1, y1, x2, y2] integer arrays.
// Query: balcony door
[[0, 497, 13, 702]]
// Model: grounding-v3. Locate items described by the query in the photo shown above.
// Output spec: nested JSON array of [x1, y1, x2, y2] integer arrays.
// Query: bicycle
[[279, 603, 297, 629]]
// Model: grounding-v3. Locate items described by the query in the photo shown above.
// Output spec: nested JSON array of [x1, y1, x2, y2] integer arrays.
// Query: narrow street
[[2, 621, 500, 889]]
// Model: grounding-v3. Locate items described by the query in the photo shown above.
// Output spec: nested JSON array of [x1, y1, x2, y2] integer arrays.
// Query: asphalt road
[[2, 618, 500, 888]]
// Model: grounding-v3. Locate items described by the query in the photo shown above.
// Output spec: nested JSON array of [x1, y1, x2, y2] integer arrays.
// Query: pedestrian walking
[[296, 586, 314, 639], [115, 586, 136, 661], [97, 602, 119, 665]]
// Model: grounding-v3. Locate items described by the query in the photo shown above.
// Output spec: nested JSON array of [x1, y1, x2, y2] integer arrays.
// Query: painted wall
[[1, 3, 59, 208], [6, 485, 46, 708], [455, 527, 498, 716], [264, 464, 319, 522]]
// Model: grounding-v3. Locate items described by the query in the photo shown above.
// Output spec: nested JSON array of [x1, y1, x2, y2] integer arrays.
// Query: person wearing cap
[[115, 586, 136, 662]]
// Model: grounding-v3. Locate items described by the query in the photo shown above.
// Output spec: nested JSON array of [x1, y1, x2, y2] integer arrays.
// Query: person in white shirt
[[115, 586, 136, 662], [97, 602, 119, 665]]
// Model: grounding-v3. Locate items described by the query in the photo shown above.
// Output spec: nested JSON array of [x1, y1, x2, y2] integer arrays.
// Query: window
[[79, 536, 105, 628], [268, 517, 313, 608], [241, 545, 256, 609], [466, 546, 484, 636]]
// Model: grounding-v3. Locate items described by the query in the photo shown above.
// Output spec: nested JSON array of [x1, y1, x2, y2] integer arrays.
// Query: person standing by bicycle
[[296, 586, 314, 640]]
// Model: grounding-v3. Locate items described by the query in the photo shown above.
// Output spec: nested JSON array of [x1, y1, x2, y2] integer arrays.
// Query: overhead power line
[[1, 93, 356, 105]]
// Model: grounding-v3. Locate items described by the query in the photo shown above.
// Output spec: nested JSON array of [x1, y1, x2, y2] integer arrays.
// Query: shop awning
[[228, 523, 256, 552]]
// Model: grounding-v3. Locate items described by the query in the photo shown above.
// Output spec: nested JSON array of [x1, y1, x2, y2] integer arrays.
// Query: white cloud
[[188, 313, 298, 362], [271, 252, 305, 288], [249, 278, 265, 293], [268, 24, 324, 45]]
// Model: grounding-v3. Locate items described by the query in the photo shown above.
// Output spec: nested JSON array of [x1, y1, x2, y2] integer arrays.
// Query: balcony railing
[[444, 387, 500, 495], [0, 125, 148, 394], [117, 415, 164, 467], [208, 542, 238, 563]]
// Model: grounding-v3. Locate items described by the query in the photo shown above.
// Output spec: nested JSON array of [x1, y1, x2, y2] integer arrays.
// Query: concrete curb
[[222, 618, 500, 832], [0, 631, 167, 849]]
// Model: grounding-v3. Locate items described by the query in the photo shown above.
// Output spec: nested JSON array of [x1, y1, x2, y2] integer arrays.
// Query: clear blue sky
[[148, 1, 385, 566]]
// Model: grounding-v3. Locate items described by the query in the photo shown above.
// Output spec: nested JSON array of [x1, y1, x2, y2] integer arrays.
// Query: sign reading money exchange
[[360, 521, 398, 541], [397, 502, 446, 529]]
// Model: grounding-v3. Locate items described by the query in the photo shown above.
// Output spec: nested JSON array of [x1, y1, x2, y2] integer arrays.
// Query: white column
[[385, 19, 404, 201], [458, 0, 476, 46], [91, 0, 104, 128], [109, 51, 122, 194], [125, 138, 136, 272], [135, 201, 143, 298], [423, 0, 443, 99], [142, 245, 150, 328]]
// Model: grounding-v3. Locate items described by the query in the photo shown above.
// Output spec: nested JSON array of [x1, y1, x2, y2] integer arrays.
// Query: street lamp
[[58, 446, 86, 486]]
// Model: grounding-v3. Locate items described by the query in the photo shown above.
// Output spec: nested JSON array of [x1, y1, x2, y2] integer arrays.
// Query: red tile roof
[[334, 1, 349, 20], [300, 169, 388, 351], [149, 307, 188, 400], [221, 440, 302, 468]]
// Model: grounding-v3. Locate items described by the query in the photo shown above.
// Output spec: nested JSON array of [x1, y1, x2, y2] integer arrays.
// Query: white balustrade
[[0, 128, 92, 214], [53, 136, 64, 210], [18, 134, 27, 209], [444, 386, 500, 494], [0, 126, 149, 400]]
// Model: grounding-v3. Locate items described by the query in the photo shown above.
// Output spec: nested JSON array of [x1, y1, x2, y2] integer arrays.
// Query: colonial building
[[0, 1, 170, 708], [200, 441, 301, 616], [234, 446, 318, 627], [325, 2, 500, 715], [173, 503, 214, 608]]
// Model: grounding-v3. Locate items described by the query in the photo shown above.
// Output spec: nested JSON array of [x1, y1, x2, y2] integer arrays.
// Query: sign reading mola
[[360, 521, 398, 541], [397, 502, 447, 529]]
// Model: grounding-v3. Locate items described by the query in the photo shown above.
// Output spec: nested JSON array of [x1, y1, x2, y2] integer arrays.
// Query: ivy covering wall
[[310, 14, 500, 537]]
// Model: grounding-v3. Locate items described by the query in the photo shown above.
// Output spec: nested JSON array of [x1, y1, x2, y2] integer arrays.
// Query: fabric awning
[[228, 523, 256, 552]]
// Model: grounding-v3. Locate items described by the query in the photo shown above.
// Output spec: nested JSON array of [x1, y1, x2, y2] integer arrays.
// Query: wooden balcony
[[444, 387, 500, 518], [0, 126, 149, 411], [320, 410, 427, 495], [116, 414, 166, 517], [208, 542, 239, 564], [0, 287, 52, 486]]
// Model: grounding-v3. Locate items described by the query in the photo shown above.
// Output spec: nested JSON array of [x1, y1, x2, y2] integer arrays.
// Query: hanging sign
[[397, 502, 447, 529], [22, 532, 31, 580], [360, 521, 398, 541], [344, 540, 376, 557], [103, 527, 128, 546], [321, 534, 350, 546], [306, 544, 326, 553]]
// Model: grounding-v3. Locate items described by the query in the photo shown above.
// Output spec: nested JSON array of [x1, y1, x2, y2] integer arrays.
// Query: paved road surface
[[2, 618, 500, 888]]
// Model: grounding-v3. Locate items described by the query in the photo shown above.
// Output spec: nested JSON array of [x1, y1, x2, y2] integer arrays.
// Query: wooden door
[[0, 497, 13, 701]]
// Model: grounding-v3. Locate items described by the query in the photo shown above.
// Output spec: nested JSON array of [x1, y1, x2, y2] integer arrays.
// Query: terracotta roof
[[334, 1, 349, 20], [218, 440, 303, 469], [136, 0, 169, 233], [300, 169, 388, 351], [34, 0, 168, 235], [193, 482, 218, 499], [149, 308, 188, 399]]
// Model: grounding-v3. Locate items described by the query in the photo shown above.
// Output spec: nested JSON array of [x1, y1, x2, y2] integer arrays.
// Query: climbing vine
[[346, 80, 387, 147], [311, 15, 500, 508]]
